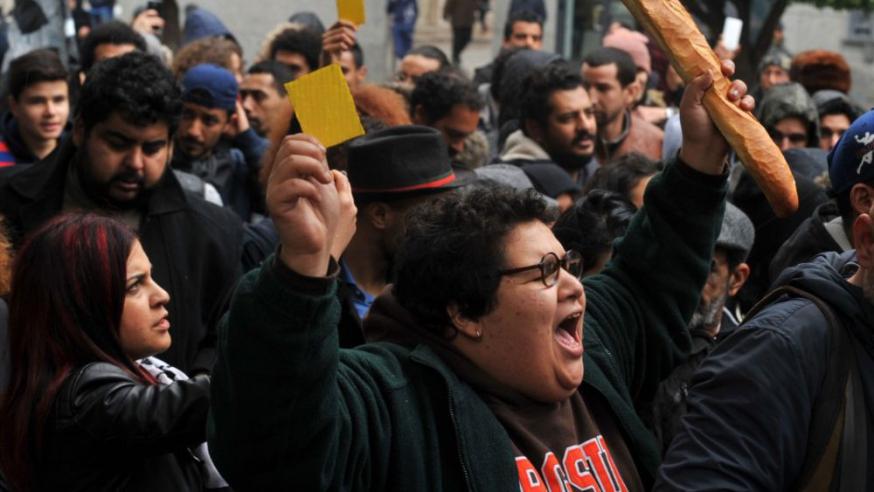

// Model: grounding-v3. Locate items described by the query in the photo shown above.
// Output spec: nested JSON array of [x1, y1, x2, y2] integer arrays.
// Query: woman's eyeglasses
[[497, 250, 584, 287]]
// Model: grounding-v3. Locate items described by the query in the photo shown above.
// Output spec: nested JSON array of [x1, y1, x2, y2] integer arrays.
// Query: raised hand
[[679, 60, 755, 175], [322, 21, 358, 66], [267, 134, 356, 276]]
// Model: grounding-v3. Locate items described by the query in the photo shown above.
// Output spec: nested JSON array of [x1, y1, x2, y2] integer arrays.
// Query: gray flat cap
[[717, 202, 755, 262]]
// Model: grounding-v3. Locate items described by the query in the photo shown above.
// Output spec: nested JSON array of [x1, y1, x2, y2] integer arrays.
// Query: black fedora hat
[[348, 125, 467, 195]]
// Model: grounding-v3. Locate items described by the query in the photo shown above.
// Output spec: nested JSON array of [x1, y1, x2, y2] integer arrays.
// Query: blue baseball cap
[[181, 63, 238, 112], [828, 109, 874, 195]]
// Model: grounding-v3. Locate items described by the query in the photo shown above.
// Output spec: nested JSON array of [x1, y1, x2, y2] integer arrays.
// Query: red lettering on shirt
[[517, 456, 548, 492], [515, 435, 628, 492], [563, 445, 598, 491]]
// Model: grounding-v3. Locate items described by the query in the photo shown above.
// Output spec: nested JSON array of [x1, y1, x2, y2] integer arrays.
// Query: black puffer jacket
[[37, 362, 210, 491]]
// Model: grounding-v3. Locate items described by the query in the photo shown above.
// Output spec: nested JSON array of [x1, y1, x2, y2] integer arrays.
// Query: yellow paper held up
[[337, 0, 366, 25], [286, 64, 364, 148]]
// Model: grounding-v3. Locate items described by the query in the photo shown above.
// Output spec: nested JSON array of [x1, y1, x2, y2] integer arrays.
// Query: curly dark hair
[[269, 27, 322, 73], [410, 71, 483, 124], [76, 51, 182, 136], [552, 189, 636, 275], [394, 184, 556, 337], [520, 61, 583, 128], [79, 21, 146, 73], [581, 153, 663, 207]]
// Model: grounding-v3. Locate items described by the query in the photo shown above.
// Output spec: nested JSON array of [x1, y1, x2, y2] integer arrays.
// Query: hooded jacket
[[182, 8, 235, 46], [656, 252, 874, 490], [757, 82, 820, 148], [208, 159, 728, 490], [770, 201, 850, 282]]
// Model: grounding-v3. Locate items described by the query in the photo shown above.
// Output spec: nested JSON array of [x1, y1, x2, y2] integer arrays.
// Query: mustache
[[573, 132, 594, 145], [181, 136, 204, 147], [111, 169, 144, 186]]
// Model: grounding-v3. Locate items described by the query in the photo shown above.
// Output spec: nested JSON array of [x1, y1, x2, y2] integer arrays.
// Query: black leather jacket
[[36, 362, 210, 491]]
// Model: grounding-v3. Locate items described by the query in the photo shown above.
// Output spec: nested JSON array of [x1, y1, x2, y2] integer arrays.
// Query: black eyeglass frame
[[496, 250, 584, 287]]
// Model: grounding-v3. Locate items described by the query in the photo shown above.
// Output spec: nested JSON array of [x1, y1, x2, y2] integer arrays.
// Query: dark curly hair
[[269, 27, 322, 73], [79, 21, 146, 74], [410, 71, 483, 124], [76, 51, 182, 136], [581, 153, 663, 207], [552, 189, 636, 275], [520, 61, 583, 129], [394, 184, 556, 337]]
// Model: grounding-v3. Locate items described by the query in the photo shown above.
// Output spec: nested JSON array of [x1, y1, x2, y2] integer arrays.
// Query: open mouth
[[555, 311, 583, 356]]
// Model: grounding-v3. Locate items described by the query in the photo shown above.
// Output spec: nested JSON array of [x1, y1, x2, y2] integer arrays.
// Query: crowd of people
[[0, 1, 871, 490]]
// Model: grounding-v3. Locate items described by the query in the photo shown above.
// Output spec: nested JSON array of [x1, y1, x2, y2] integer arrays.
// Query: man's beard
[[76, 148, 150, 211], [547, 130, 594, 173], [595, 108, 622, 129], [690, 287, 730, 333]]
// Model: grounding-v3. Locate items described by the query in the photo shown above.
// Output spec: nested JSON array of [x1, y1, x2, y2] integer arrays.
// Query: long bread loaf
[[621, 0, 799, 217]]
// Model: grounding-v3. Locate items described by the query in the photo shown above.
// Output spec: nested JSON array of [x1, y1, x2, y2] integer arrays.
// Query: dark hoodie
[[182, 8, 235, 46], [757, 82, 820, 148], [770, 201, 849, 283], [657, 252, 874, 490]]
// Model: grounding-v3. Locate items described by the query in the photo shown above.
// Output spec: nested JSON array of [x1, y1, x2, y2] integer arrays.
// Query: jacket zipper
[[447, 394, 474, 491]]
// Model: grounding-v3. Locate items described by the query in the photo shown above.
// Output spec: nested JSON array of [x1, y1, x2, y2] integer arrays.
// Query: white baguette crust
[[622, 0, 799, 217]]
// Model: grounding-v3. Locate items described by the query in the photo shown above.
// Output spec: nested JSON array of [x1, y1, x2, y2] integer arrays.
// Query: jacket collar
[[8, 137, 190, 217]]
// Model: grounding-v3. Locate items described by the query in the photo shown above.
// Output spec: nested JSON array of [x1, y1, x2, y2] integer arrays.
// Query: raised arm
[[208, 135, 365, 489], [582, 62, 754, 396]]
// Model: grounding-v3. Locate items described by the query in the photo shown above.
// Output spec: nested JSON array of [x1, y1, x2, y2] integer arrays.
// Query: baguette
[[621, 0, 799, 218]]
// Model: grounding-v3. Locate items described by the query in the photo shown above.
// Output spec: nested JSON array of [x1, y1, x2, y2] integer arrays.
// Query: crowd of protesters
[[0, 1, 872, 490]]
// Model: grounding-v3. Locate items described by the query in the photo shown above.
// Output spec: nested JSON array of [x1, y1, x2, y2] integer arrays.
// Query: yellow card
[[286, 64, 364, 148], [337, 0, 366, 25]]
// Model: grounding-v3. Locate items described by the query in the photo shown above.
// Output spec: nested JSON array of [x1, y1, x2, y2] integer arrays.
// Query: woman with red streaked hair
[[0, 213, 215, 491]]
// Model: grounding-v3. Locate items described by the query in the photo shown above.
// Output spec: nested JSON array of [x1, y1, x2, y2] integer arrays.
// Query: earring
[[474, 327, 482, 339]]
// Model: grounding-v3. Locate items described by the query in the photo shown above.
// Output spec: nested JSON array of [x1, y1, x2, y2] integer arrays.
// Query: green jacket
[[208, 160, 727, 490]]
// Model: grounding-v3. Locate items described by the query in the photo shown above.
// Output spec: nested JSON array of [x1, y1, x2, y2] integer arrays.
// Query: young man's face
[[73, 112, 172, 208], [820, 113, 852, 152], [504, 21, 543, 50], [397, 54, 441, 88], [415, 103, 480, 157], [770, 117, 808, 151], [273, 50, 311, 76], [528, 87, 597, 170], [759, 65, 789, 92], [176, 102, 231, 159], [581, 62, 636, 129], [240, 73, 287, 137], [9, 80, 69, 143], [338, 51, 368, 89]]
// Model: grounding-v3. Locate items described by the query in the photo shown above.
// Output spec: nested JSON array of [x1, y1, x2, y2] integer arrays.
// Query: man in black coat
[[0, 52, 242, 375]]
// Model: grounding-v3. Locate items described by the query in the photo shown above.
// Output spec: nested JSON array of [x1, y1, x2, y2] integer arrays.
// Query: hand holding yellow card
[[285, 64, 364, 149], [337, 0, 365, 26]]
